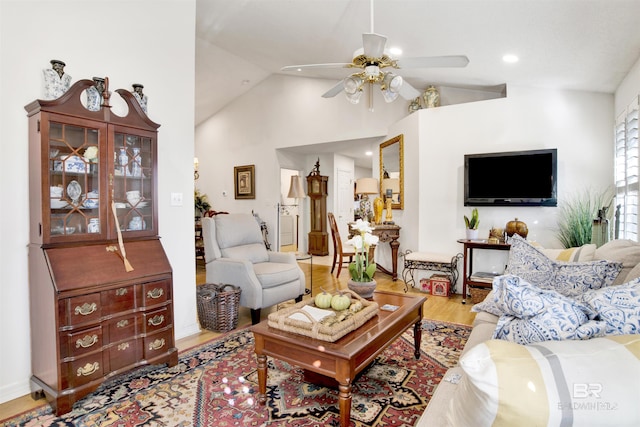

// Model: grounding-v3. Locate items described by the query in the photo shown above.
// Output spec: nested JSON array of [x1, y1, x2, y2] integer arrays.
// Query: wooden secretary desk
[[25, 78, 178, 415], [306, 161, 329, 256]]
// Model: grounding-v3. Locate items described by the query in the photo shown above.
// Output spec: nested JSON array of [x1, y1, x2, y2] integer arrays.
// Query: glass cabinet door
[[112, 130, 155, 235], [48, 120, 105, 241]]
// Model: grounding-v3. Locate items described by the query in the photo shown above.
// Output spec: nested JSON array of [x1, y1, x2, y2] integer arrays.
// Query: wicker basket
[[197, 283, 241, 332], [469, 286, 491, 305]]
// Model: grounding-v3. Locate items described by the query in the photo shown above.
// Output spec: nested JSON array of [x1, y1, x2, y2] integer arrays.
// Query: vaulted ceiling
[[195, 0, 640, 126]]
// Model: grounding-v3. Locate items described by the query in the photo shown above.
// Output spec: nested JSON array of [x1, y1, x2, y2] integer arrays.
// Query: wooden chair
[[328, 212, 356, 278]]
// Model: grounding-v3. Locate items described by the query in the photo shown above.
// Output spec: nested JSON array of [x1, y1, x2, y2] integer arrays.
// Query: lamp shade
[[356, 177, 379, 195], [382, 178, 400, 194], [287, 175, 306, 199]]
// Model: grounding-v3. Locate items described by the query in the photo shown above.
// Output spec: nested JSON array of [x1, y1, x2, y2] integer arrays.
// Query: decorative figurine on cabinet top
[[43, 59, 72, 100], [132, 83, 148, 113], [86, 77, 107, 111]]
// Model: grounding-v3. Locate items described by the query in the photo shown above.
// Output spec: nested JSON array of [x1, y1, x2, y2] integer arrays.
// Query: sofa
[[417, 236, 640, 427]]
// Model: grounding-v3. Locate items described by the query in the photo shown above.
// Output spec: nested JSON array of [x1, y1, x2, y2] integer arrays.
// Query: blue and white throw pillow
[[505, 235, 622, 297], [490, 275, 606, 344], [471, 291, 503, 316], [581, 278, 640, 335]]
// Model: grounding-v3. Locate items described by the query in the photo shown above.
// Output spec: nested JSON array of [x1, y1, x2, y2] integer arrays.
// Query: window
[[615, 96, 639, 241]]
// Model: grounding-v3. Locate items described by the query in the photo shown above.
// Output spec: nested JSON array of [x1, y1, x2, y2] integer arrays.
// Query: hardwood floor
[[0, 258, 476, 421]]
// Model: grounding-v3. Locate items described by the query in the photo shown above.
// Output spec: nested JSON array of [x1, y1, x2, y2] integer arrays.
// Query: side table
[[349, 223, 401, 281], [457, 239, 510, 304], [294, 252, 312, 295]]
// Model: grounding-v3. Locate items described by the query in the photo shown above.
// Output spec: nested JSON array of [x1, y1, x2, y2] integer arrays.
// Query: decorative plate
[[66, 180, 81, 203]]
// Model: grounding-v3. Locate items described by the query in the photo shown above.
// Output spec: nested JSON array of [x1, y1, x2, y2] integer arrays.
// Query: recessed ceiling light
[[503, 54, 519, 63], [365, 151, 372, 156]]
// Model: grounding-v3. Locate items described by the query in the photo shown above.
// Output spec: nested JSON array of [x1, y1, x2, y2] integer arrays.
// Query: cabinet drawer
[[143, 306, 172, 333], [60, 326, 103, 359], [142, 280, 170, 306], [144, 329, 174, 360], [102, 286, 135, 313], [60, 293, 102, 326], [106, 314, 139, 343], [62, 353, 104, 389], [109, 339, 142, 371]]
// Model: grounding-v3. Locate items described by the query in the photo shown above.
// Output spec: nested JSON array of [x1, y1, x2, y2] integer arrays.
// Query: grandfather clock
[[306, 159, 329, 255]]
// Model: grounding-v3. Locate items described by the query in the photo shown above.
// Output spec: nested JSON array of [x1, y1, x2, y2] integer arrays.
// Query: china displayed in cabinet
[[25, 78, 178, 416]]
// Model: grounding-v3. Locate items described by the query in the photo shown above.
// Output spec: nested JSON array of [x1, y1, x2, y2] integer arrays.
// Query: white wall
[[0, 0, 198, 404], [615, 56, 640, 116], [415, 86, 614, 256]]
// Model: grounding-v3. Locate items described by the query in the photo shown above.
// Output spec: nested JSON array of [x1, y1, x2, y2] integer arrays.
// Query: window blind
[[615, 96, 639, 241]]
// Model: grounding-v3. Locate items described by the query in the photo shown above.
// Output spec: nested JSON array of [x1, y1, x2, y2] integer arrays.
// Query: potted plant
[[345, 219, 379, 299], [556, 188, 614, 248], [194, 189, 211, 219], [464, 208, 480, 240]]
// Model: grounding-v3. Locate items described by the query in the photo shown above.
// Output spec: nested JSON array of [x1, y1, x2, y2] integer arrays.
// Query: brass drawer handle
[[74, 302, 97, 316], [148, 315, 164, 327], [77, 362, 99, 377], [118, 342, 130, 351], [116, 319, 129, 328], [148, 338, 165, 351], [116, 287, 128, 296], [147, 288, 164, 299], [76, 334, 98, 348]]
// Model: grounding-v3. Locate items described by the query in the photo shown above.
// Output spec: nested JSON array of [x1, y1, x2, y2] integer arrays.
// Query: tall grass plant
[[556, 188, 614, 248]]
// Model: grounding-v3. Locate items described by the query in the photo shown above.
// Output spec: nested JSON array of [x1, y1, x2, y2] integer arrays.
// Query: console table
[[457, 239, 511, 304], [350, 223, 401, 281]]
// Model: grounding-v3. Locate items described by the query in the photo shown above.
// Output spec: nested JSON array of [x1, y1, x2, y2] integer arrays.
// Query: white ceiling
[[195, 0, 640, 161]]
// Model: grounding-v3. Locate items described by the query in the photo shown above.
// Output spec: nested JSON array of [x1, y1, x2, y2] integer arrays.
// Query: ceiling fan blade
[[362, 33, 387, 58], [397, 55, 470, 69], [398, 80, 421, 100], [281, 63, 351, 72], [322, 80, 345, 98]]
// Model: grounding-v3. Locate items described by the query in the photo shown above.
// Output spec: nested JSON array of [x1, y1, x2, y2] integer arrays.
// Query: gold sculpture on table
[[384, 197, 394, 224], [373, 196, 384, 224]]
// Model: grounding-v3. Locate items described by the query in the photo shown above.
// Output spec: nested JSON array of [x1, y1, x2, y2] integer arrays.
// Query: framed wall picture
[[234, 164, 255, 199]]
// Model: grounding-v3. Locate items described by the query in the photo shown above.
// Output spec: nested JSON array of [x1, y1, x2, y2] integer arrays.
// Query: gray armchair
[[201, 213, 305, 324]]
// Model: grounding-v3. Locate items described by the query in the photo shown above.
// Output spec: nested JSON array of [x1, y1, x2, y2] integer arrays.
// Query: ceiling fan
[[280, 0, 469, 108]]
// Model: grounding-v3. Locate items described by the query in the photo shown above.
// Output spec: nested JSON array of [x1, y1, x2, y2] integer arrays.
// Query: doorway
[[279, 168, 304, 252]]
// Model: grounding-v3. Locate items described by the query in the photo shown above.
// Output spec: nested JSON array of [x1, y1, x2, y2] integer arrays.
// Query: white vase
[[466, 229, 479, 240]]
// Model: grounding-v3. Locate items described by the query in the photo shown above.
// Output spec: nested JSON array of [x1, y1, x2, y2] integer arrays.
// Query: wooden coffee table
[[251, 290, 426, 427]]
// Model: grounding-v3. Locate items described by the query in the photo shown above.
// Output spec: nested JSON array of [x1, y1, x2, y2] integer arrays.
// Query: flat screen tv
[[464, 148, 557, 206]]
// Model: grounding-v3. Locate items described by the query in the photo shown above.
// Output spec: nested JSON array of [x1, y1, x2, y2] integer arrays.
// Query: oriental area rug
[[1, 319, 470, 427]]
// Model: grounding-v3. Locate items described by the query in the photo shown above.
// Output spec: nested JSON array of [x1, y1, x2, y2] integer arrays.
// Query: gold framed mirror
[[379, 134, 404, 210]]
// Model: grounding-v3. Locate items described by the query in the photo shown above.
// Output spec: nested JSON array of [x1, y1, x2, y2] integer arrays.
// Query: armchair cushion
[[215, 214, 268, 263], [254, 262, 301, 288]]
